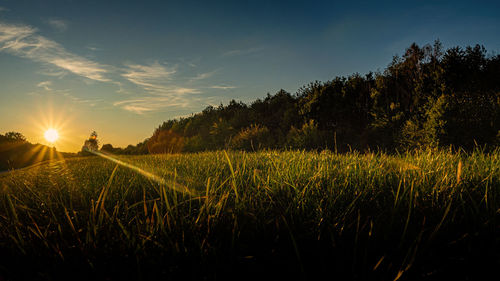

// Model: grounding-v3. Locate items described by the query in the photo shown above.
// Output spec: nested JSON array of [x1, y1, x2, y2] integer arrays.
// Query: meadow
[[0, 150, 498, 280]]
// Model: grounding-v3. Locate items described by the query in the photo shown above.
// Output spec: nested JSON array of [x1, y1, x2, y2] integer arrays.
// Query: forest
[[129, 41, 499, 154]]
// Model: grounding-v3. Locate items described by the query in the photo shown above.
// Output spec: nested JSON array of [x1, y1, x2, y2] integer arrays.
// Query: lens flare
[[86, 149, 194, 195]]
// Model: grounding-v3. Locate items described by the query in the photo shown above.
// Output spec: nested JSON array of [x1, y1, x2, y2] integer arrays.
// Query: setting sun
[[44, 129, 59, 143]]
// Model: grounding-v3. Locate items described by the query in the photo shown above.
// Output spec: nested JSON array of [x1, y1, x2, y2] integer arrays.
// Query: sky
[[0, 0, 499, 152]]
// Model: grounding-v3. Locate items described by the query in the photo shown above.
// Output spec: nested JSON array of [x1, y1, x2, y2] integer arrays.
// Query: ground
[[0, 150, 498, 280]]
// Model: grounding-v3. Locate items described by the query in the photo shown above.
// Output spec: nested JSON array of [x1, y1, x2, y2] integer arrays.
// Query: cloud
[[61, 92, 103, 105], [190, 71, 215, 81], [118, 62, 210, 113], [114, 86, 202, 112], [122, 61, 176, 90], [114, 95, 192, 114], [37, 81, 52, 90], [222, 47, 264, 57], [29, 85, 103, 106], [114, 87, 221, 114], [171, 87, 201, 94], [46, 19, 68, 32], [0, 7, 9, 12], [0, 22, 109, 82], [210, 85, 236, 90], [86, 45, 100, 51]]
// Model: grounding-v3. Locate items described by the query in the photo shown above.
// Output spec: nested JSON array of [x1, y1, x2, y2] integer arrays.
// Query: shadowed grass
[[0, 149, 498, 280]]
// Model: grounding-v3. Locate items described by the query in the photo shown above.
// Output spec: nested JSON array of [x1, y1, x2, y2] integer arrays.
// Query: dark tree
[[101, 144, 114, 152], [2, 132, 26, 142], [106, 41, 500, 154], [81, 131, 99, 154]]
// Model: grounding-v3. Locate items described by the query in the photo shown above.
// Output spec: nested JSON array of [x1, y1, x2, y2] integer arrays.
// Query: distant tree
[[423, 93, 499, 149], [230, 124, 272, 150], [141, 41, 500, 152], [399, 117, 428, 149], [210, 118, 234, 148], [135, 139, 150, 154], [286, 120, 327, 150], [81, 131, 99, 154], [147, 130, 184, 154], [101, 143, 114, 153], [1, 132, 26, 143], [123, 145, 136, 155], [184, 135, 205, 152]]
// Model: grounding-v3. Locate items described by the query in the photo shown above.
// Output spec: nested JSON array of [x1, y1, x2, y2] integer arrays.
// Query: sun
[[44, 129, 59, 143]]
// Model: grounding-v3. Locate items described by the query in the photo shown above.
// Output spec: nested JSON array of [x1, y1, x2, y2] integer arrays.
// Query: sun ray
[[87, 149, 194, 195], [54, 150, 65, 161], [26, 145, 49, 177], [33, 146, 49, 167], [19, 144, 44, 166], [49, 147, 55, 160]]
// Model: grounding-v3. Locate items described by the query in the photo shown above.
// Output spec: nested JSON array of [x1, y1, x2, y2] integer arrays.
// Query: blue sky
[[0, 0, 499, 151]]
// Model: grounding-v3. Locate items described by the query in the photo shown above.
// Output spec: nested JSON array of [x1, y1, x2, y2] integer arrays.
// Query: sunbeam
[[85, 149, 194, 195]]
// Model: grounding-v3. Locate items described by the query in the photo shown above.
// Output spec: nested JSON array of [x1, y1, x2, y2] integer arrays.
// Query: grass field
[[0, 150, 499, 280]]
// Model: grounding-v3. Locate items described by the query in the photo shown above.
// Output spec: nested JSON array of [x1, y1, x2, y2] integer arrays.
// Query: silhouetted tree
[[112, 41, 500, 154], [81, 131, 99, 154], [230, 124, 272, 150], [147, 130, 184, 153], [101, 143, 114, 152], [1, 132, 26, 142]]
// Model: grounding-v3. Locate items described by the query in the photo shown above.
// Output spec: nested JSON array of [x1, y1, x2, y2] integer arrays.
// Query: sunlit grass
[[0, 149, 498, 280]]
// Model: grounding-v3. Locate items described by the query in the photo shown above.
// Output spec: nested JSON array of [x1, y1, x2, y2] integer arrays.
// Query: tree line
[[107, 41, 499, 154], [83, 131, 148, 155]]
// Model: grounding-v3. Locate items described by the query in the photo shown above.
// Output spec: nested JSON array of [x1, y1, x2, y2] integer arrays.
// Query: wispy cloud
[[114, 96, 192, 114], [37, 80, 52, 90], [210, 85, 236, 90], [0, 22, 109, 82], [46, 19, 68, 32], [171, 87, 201, 94], [28, 87, 102, 107], [36, 66, 67, 78], [61, 92, 103, 106], [122, 61, 176, 90], [86, 45, 100, 51], [222, 47, 264, 57], [0, 21, 225, 114], [113, 85, 203, 114], [190, 71, 215, 81], [0, 7, 9, 12], [117, 61, 210, 113]]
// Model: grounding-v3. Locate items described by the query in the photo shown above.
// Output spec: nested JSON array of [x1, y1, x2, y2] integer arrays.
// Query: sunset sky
[[1, 0, 499, 152]]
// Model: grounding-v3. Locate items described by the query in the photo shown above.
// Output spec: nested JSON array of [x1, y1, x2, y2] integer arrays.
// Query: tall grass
[[0, 149, 498, 280]]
